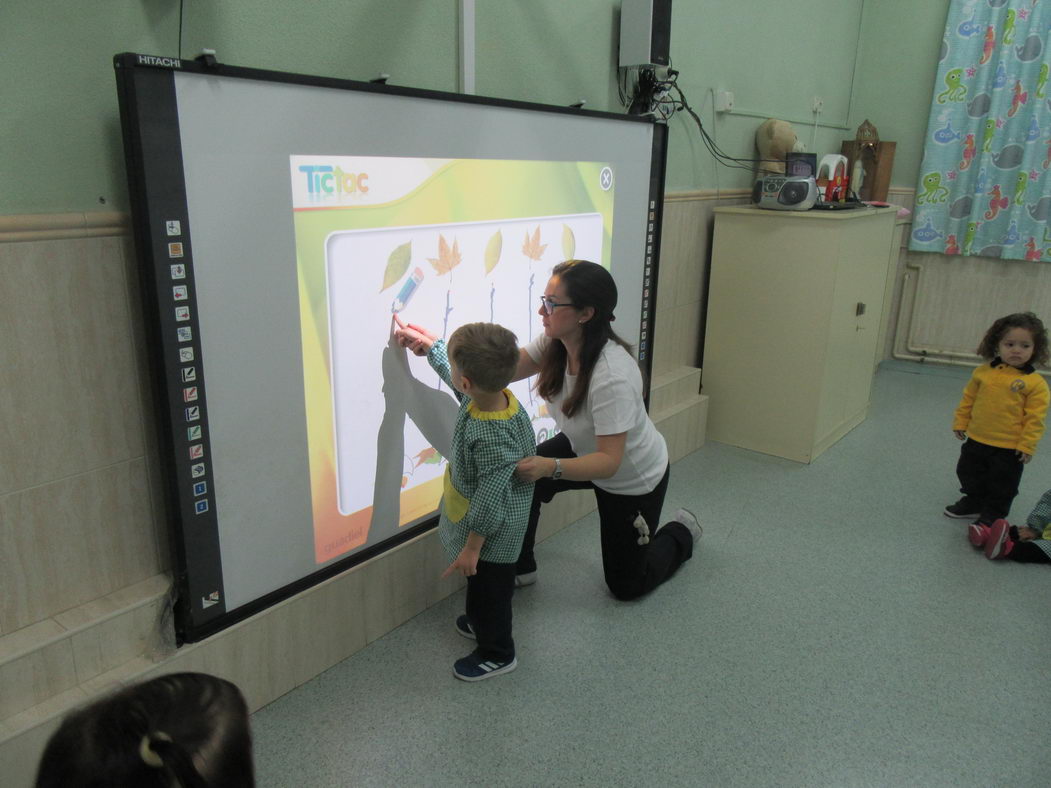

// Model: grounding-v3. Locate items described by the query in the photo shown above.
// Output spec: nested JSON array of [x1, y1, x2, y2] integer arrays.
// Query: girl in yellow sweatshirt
[[944, 312, 1050, 525]]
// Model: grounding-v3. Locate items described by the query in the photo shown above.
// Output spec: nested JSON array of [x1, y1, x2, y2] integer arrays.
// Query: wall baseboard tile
[[0, 212, 130, 243], [665, 188, 750, 204]]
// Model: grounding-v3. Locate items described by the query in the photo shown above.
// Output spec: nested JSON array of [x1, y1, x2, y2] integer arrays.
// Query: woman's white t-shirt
[[525, 335, 668, 495]]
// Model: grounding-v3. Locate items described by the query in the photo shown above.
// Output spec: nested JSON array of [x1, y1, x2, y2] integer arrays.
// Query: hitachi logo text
[[137, 55, 182, 68]]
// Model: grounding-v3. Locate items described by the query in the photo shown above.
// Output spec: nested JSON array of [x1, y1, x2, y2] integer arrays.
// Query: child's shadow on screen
[[371, 336, 457, 532]]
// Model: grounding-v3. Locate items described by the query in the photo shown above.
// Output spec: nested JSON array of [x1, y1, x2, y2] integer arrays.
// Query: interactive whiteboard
[[115, 53, 667, 641]]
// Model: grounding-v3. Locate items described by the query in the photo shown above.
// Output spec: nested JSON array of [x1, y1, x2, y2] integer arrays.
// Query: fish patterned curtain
[[910, 0, 1050, 262]]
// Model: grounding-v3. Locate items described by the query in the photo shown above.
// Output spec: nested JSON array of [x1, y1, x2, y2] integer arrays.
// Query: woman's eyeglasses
[[539, 296, 574, 315]]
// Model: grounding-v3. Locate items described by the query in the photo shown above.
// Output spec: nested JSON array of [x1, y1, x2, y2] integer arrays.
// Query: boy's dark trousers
[[465, 560, 516, 662], [956, 438, 1024, 524]]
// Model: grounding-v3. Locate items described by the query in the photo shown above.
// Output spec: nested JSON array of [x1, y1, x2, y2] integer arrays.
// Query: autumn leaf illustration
[[380, 241, 412, 292], [522, 226, 547, 261], [427, 234, 462, 275], [562, 224, 575, 260], [484, 230, 503, 274]]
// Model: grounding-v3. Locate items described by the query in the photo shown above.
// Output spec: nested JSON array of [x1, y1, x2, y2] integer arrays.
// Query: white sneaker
[[675, 508, 703, 543], [514, 571, 537, 588]]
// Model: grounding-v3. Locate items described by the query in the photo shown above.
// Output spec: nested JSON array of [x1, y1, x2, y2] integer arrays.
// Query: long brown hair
[[535, 260, 633, 417]]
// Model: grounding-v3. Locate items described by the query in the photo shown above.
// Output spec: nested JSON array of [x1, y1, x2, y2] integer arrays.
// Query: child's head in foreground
[[447, 322, 519, 394], [977, 312, 1049, 369], [35, 672, 254, 788]]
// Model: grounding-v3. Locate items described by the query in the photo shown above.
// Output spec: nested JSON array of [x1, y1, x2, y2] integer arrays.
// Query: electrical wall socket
[[715, 89, 734, 113], [811, 96, 824, 113]]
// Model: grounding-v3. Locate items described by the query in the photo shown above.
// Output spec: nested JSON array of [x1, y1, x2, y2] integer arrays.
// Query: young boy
[[399, 318, 535, 681]]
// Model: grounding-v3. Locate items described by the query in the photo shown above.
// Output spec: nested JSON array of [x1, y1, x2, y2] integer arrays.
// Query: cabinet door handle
[[856, 302, 866, 316]]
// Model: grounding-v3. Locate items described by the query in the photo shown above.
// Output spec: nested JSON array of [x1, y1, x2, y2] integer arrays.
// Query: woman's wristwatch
[[551, 458, 563, 480]]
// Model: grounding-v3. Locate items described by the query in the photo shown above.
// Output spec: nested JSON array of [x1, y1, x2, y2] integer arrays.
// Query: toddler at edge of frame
[[969, 486, 1051, 564]]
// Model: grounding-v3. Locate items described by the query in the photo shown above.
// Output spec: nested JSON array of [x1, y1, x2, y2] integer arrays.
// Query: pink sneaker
[[968, 522, 990, 548], [984, 519, 1014, 560]]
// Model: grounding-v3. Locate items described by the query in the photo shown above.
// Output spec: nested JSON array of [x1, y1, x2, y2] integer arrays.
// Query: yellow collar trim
[[467, 390, 521, 421]]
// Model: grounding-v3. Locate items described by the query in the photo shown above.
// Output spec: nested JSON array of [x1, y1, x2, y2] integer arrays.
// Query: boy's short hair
[[448, 322, 519, 393]]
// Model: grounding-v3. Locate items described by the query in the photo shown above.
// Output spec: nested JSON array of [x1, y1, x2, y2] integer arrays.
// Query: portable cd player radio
[[752, 175, 818, 211]]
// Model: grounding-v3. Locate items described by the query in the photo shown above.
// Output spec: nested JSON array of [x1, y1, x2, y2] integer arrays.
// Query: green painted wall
[[2, 0, 950, 216], [666, 0, 868, 192], [852, 0, 951, 193]]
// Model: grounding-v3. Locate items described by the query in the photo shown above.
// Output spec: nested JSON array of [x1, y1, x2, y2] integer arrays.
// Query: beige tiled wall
[[0, 237, 144, 492], [0, 230, 166, 636], [653, 192, 751, 377], [0, 460, 158, 631]]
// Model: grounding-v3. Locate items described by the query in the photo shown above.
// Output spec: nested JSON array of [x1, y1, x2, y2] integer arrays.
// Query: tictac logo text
[[298, 166, 369, 199]]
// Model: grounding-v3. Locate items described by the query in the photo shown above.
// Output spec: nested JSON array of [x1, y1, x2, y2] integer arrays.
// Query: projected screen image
[[291, 156, 613, 563]]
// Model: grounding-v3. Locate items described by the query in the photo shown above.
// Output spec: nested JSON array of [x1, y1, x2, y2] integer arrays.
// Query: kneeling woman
[[512, 260, 701, 599]]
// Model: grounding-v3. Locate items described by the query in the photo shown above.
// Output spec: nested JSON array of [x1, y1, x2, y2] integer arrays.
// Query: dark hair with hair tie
[[535, 260, 634, 417], [35, 672, 254, 788]]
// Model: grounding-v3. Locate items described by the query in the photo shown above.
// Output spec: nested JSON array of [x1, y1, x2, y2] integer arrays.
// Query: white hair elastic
[[139, 731, 173, 768]]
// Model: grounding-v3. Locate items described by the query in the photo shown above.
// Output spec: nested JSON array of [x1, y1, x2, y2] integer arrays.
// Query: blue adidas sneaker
[[453, 653, 517, 682]]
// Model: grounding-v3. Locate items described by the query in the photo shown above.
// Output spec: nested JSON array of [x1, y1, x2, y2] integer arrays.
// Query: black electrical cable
[[627, 68, 659, 116], [648, 69, 780, 173], [178, 0, 185, 58], [620, 66, 780, 173]]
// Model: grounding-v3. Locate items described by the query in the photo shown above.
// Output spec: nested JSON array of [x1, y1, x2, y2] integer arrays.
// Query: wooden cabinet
[[702, 205, 897, 463]]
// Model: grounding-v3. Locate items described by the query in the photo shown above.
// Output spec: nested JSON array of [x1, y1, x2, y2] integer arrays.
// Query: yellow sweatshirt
[[953, 360, 1050, 456]]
